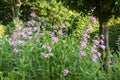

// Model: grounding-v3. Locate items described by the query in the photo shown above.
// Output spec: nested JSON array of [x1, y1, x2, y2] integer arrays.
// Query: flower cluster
[[79, 17, 106, 62], [10, 24, 40, 54], [79, 25, 92, 57], [91, 35, 106, 62]]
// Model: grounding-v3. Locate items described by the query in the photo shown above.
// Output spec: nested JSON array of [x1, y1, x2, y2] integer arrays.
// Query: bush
[[0, 24, 6, 38], [108, 18, 120, 51]]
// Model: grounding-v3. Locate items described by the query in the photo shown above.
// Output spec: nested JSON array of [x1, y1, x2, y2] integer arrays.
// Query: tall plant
[[59, 0, 120, 72]]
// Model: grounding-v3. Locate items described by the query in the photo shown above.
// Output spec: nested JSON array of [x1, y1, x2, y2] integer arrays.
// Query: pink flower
[[100, 39, 104, 45], [11, 40, 18, 46], [57, 30, 63, 35], [90, 17, 96, 24], [42, 43, 52, 52], [91, 47, 97, 53], [52, 37, 58, 43], [61, 24, 66, 28], [87, 26, 93, 32], [18, 21, 23, 26], [27, 20, 35, 26], [30, 12, 36, 17], [83, 34, 90, 40], [16, 26, 22, 31], [42, 43, 47, 48], [92, 54, 98, 62], [11, 35, 17, 40], [53, 25, 58, 29], [50, 32, 55, 37], [18, 40, 26, 45], [100, 45, 106, 50], [80, 41, 87, 48], [79, 51, 86, 56], [41, 52, 50, 58], [96, 52, 101, 57], [93, 45, 97, 48], [94, 40, 100, 45], [36, 38, 40, 43], [21, 32, 29, 38], [13, 48, 19, 54], [33, 27, 38, 31], [63, 70, 69, 76]]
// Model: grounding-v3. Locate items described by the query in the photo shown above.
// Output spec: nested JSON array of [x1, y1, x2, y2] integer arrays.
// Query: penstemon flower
[[100, 45, 106, 50], [61, 24, 66, 28], [94, 40, 100, 45], [30, 12, 36, 17], [41, 52, 50, 58], [80, 41, 87, 48], [90, 17, 96, 24], [92, 53, 98, 62], [83, 34, 90, 41], [79, 51, 86, 57], [13, 48, 19, 54], [63, 70, 69, 76], [51, 37, 58, 43]]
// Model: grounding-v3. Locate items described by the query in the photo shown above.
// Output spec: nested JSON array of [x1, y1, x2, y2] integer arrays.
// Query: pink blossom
[[83, 34, 90, 40], [42, 44, 47, 48], [90, 17, 96, 24], [41, 52, 50, 58], [91, 47, 97, 53], [16, 26, 22, 31], [79, 51, 86, 56], [53, 25, 58, 29], [18, 21, 23, 26], [33, 27, 38, 31], [27, 20, 35, 26], [92, 54, 98, 62], [80, 41, 87, 48], [100, 39, 104, 45], [63, 70, 69, 76], [96, 52, 101, 57], [93, 45, 97, 48], [18, 40, 26, 45], [21, 32, 29, 38], [100, 45, 106, 50], [87, 26, 93, 32], [12, 34, 18, 40], [11, 40, 18, 46], [47, 46, 52, 52], [94, 40, 100, 45], [13, 48, 19, 54], [42, 43, 52, 52], [57, 30, 63, 35], [36, 38, 40, 43], [52, 37, 58, 43], [30, 12, 36, 17], [61, 24, 66, 28], [50, 32, 55, 37]]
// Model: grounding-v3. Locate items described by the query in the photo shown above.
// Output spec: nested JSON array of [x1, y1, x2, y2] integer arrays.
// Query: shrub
[[0, 24, 6, 38]]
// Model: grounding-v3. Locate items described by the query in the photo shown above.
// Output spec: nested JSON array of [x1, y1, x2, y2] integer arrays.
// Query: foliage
[[26, 1, 90, 35], [0, 24, 6, 38], [108, 18, 120, 51], [0, 16, 120, 79]]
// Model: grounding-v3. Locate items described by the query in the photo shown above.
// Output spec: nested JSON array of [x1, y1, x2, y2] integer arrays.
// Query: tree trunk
[[99, 20, 111, 72]]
